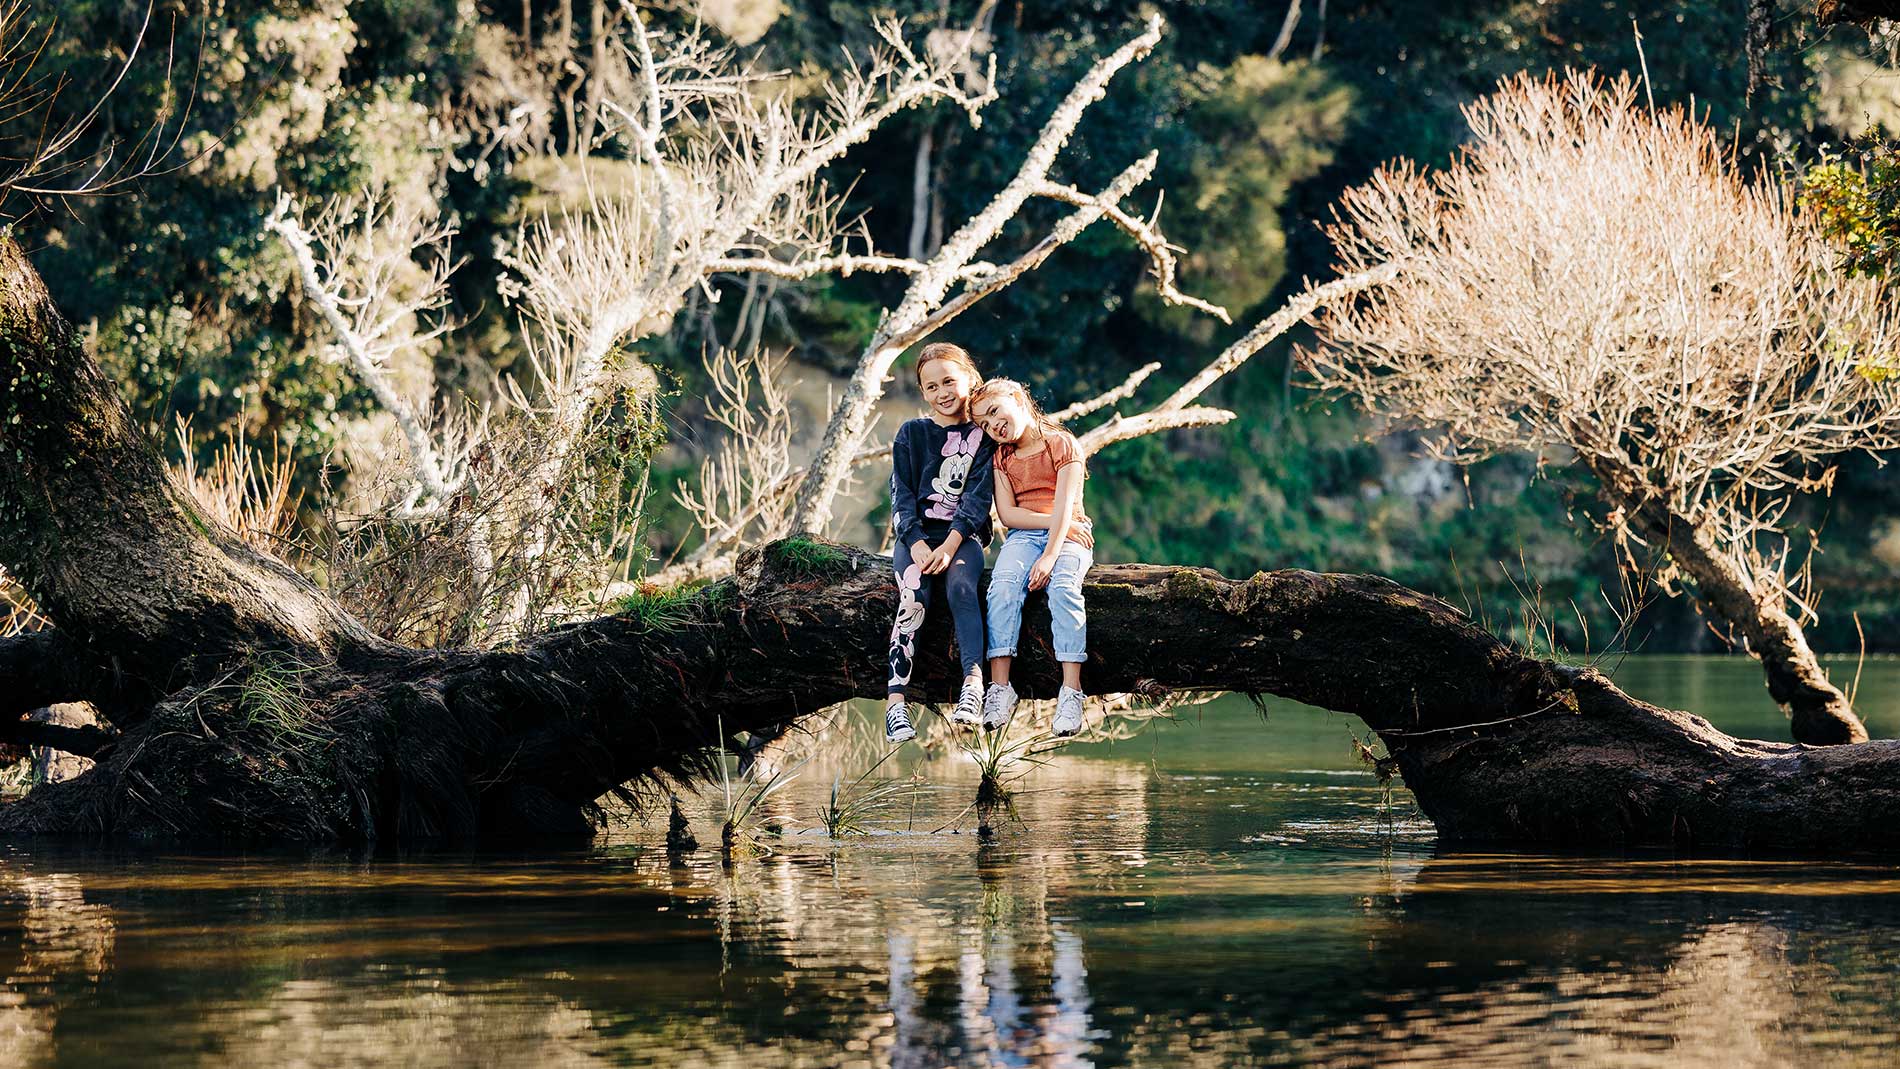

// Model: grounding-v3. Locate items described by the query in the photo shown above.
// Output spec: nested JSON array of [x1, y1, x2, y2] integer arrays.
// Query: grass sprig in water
[[715, 717, 800, 861], [818, 747, 914, 838]]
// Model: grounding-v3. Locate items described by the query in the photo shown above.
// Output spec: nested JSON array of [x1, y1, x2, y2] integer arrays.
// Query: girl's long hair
[[969, 377, 1063, 451], [914, 342, 983, 422]]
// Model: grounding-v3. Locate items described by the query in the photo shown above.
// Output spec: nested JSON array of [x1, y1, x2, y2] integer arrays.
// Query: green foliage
[[1079, 352, 1611, 648], [1171, 54, 1354, 326], [955, 710, 1053, 827], [176, 649, 355, 836], [17, 0, 1900, 653], [1803, 131, 1900, 281], [613, 584, 702, 632], [23, 1, 502, 494], [232, 649, 330, 748], [715, 718, 801, 859]]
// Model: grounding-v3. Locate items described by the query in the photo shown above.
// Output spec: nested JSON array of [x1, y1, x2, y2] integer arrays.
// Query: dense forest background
[[15, 0, 1900, 653]]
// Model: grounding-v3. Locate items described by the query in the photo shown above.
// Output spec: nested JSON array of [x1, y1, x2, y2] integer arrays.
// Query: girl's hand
[[1028, 550, 1058, 591], [921, 531, 963, 575], [910, 540, 935, 570]]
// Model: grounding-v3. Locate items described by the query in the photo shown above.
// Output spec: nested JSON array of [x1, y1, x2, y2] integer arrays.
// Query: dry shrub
[[1306, 70, 1900, 627], [170, 416, 303, 555]]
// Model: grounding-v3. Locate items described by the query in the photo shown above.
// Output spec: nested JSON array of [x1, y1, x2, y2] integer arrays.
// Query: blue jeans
[[985, 529, 1092, 663]]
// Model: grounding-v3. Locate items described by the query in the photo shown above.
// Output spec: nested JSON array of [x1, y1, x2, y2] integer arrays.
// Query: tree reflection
[[0, 869, 115, 1065], [5, 758, 1900, 1066]]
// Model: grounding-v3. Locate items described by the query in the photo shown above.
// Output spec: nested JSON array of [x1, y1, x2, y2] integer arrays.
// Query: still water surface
[[3, 656, 1900, 1067]]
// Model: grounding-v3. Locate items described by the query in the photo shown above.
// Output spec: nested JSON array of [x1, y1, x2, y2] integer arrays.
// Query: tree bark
[[1583, 455, 1868, 746], [4, 236, 1898, 849], [1267, 1, 1301, 61], [0, 238, 393, 719]]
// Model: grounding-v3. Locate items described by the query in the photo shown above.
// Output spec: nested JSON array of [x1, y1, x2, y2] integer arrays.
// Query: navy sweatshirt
[[890, 417, 995, 548]]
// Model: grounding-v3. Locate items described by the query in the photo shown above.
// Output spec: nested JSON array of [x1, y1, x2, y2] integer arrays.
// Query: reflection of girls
[[885, 342, 995, 742], [969, 378, 1092, 737]]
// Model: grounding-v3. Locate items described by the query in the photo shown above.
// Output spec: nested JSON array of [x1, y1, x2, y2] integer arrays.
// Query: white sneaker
[[885, 703, 916, 743], [951, 675, 985, 726], [980, 682, 1017, 730], [1053, 686, 1085, 737]]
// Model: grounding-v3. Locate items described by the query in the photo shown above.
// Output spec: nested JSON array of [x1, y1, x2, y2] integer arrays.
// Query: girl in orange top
[[968, 378, 1092, 736]]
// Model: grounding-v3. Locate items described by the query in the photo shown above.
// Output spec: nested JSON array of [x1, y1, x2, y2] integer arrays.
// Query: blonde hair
[[914, 342, 983, 422], [969, 377, 1063, 449]]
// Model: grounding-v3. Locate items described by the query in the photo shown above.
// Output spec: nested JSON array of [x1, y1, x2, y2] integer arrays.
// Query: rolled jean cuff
[[1054, 650, 1087, 663], [986, 645, 1016, 659]]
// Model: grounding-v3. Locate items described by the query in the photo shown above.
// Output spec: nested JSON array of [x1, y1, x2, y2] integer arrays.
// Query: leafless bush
[[1304, 70, 1900, 742], [266, 188, 471, 515], [675, 346, 796, 552], [1, 567, 40, 639], [286, 5, 997, 638]]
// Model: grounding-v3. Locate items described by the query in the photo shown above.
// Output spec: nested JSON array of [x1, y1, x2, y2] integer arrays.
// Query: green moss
[[177, 494, 216, 539], [697, 579, 736, 611], [768, 537, 852, 577], [1165, 568, 1225, 609]]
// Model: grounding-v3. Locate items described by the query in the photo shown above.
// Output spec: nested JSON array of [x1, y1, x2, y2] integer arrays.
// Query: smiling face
[[972, 387, 1033, 445], [918, 358, 976, 422]]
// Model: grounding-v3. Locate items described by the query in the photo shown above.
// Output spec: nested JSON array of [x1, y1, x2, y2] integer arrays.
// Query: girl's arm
[[1028, 458, 1085, 591], [948, 436, 996, 542], [889, 424, 933, 561], [994, 470, 1052, 531]]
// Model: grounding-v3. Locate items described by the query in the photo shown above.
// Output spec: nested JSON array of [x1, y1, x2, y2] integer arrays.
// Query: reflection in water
[[213, 980, 599, 1067], [0, 873, 115, 1066], [2, 668, 1900, 1067]]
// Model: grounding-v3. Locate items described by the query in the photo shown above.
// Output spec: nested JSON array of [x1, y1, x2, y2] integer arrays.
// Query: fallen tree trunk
[[3, 234, 1898, 849], [2, 535, 1898, 850]]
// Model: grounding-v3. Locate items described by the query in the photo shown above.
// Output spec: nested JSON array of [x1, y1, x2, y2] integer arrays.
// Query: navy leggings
[[887, 537, 986, 697]]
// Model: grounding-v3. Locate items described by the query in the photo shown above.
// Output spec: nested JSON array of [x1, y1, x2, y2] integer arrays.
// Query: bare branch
[[1160, 261, 1398, 413], [674, 346, 796, 552], [1075, 406, 1238, 452], [705, 253, 999, 282], [1034, 180, 1230, 323], [265, 191, 465, 506], [790, 18, 1187, 535], [895, 154, 1163, 350], [1048, 362, 1160, 422], [0, 2, 204, 211]]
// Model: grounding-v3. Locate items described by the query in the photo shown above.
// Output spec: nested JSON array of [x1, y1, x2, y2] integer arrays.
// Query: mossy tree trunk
[[4, 235, 1900, 848]]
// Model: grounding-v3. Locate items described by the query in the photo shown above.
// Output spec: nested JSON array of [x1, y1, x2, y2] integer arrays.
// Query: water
[[4, 656, 1900, 1067]]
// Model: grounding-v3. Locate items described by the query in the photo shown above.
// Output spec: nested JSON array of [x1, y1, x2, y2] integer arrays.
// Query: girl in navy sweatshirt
[[885, 342, 995, 742]]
